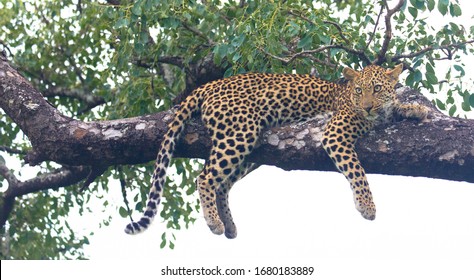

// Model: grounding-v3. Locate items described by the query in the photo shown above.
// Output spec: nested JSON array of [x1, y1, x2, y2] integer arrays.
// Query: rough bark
[[1, 54, 474, 204]]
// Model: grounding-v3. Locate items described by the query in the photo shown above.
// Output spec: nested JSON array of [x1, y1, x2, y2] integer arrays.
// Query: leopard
[[124, 63, 428, 239]]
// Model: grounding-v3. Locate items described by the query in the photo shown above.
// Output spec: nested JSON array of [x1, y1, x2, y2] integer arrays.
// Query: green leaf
[[132, 4, 142, 16], [446, 96, 455, 104], [119, 206, 128, 218], [160, 239, 166, 249], [435, 98, 446, 110], [427, 0, 435, 11], [232, 52, 242, 62], [469, 93, 474, 108], [437, 0, 449, 15], [461, 101, 472, 111], [297, 35, 312, 49], [231, 34, 246, 48], [448, 104, 457, 116], [414, 70, 422, 82], [426, 62, 435, 74], [114, 18, 129, 29], [408, 7, 418, 18], [453, 65, 465, 76], [449, 4, 462, 17], [426, 72, 438, 84]]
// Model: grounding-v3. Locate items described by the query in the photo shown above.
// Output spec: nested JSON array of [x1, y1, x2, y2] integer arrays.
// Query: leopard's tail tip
[[124, 218, 150, 235]]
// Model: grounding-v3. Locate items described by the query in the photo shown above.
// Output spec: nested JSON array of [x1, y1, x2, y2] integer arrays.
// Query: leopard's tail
[[124, 92, 202, 234]]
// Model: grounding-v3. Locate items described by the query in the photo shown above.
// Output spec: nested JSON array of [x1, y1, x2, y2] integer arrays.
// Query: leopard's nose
[[363, 103, 373, 113]]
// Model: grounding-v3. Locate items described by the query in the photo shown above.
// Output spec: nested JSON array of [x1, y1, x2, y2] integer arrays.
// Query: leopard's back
[[199, 73, 338, 129]]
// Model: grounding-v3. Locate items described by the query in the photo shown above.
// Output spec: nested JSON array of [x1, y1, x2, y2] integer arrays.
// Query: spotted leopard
[[125, 64, 428, 238]]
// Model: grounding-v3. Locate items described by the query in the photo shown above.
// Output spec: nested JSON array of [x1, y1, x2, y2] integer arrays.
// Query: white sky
[[75, 167, 473, 279], [2, 0, 474, 279]]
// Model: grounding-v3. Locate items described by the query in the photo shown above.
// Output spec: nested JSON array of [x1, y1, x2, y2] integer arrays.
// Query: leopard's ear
[[342, 67, 360, 81], [386, 63, 404, 82]]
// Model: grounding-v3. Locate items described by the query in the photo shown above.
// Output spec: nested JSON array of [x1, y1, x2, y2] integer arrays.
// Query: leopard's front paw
[[224, 223, 237, 239], [207, 218, 225, 235], [404, 104, 430, 121], [355, 198, 376, 220]]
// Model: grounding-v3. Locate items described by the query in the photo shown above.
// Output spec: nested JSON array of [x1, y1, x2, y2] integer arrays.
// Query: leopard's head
[[343, 64, 403, 120]]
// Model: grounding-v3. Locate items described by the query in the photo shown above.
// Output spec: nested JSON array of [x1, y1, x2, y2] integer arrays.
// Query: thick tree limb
[[1, 53, 474, 210]]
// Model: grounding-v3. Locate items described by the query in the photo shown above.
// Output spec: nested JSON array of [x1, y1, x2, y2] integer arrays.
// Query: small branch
[[287, 10, 351, 45], [0, 163, 19, 228], [366, 4, 384, 49], [376, 0, 405, 64], [259, 43, 371, 66], [0, 163, 20, 187], [0, 146, 27, 155], [0, 40, 13, 58], [41, 86, 106, 109], [133, 56, 185, 69], [181, 21, 215, 46], [1, 166, 89, 228], [4, 166, 89, 198], [0, 164, 89, 227], [392, 39, 474, 61], [57, 46, 86, 85], [105, 0, 122, 5], [77, 0, 82, 14], [117, 166, 134, 223], [79, 165, 107, 192]]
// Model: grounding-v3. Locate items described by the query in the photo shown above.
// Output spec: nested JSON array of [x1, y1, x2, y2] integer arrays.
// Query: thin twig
[[366, 4, 384, 49]]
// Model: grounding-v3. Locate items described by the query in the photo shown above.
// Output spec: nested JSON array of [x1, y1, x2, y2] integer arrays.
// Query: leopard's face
[[343, 64, 403, 120]]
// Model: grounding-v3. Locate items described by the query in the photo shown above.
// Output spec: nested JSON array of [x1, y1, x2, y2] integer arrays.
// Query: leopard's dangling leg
[[196, 133, 257, 236], [216, 162, 259, 239], [322, 111, 376, 220], [196, 162, 225, 235]]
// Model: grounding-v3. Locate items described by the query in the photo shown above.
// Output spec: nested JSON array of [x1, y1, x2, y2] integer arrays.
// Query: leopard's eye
[[374, 85, 382, 92], [355, 87, 362, 94]]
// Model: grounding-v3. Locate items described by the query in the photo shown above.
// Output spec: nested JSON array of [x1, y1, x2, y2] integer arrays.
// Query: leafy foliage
[[0, 0, 473, 259]]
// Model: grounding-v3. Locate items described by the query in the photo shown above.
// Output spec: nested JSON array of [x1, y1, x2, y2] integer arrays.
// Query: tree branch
[[181, 21, 215, 46], [375, 0, 405, 64], [0, 146, 27, 155], [366, 4, 384, 49], [392, 39, 474, 61], [1, 55, 474, 189], [0, 165, 90, 228], [259, 43, 371, 66], [41, 86, 106, 112], [133, 56, 185, 69], [287, 10, 351, 45]]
